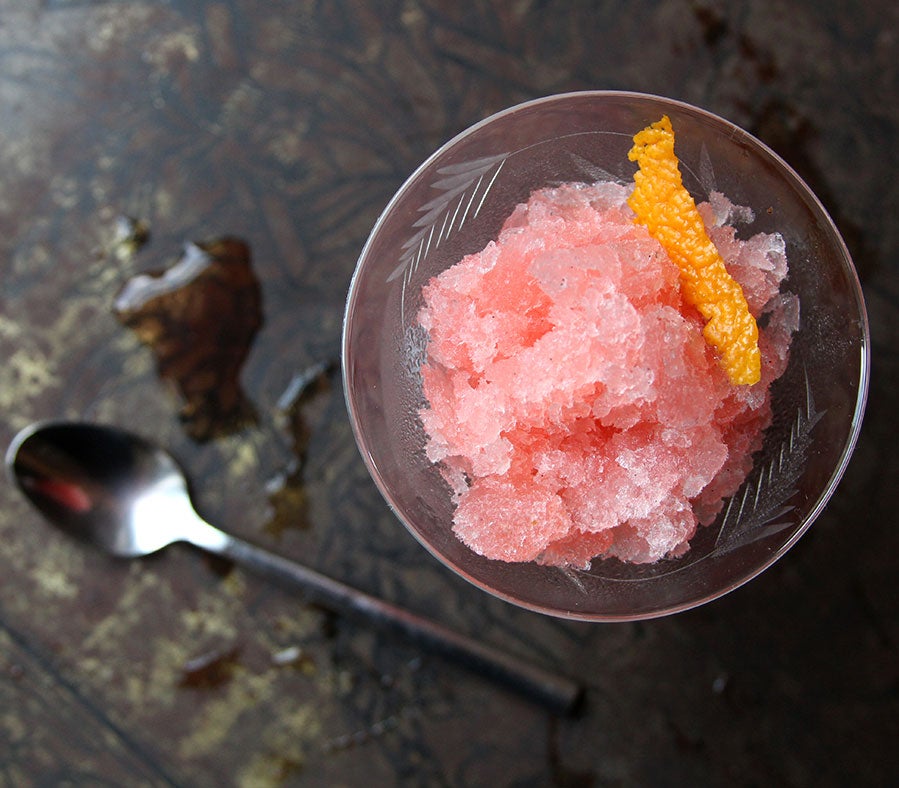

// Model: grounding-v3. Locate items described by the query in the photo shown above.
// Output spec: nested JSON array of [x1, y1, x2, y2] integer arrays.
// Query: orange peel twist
[[627, 115, 761, 386]]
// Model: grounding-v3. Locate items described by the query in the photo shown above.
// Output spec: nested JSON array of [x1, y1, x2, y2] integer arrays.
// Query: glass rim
[[341, 90, 871, 621]]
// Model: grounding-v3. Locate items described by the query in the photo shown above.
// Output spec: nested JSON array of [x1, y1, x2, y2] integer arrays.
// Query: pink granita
[[417, 181, 797, 567]]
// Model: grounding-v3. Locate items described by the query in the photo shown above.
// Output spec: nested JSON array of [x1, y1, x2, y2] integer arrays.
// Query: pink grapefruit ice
[[417, 178, 796, 567]]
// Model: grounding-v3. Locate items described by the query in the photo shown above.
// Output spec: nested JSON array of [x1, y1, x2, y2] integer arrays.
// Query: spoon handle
[[214, 535, 582, 714]]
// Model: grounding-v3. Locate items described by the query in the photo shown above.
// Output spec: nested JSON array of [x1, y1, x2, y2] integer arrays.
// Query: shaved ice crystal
[[416, 180, 797, 567]]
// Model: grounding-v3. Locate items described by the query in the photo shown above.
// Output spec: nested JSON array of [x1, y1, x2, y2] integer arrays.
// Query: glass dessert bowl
[[342, 91, 869, 621]]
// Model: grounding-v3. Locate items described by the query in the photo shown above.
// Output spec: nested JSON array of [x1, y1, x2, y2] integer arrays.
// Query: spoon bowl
[[6, 421, 213, 558], [6, 420, 582, 714]]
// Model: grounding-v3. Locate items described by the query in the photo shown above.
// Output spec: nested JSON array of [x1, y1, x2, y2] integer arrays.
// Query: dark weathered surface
[[0, 2, 895, 785]]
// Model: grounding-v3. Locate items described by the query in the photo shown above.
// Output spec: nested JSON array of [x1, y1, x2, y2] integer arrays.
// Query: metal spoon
[[6, 421, 581, 714]]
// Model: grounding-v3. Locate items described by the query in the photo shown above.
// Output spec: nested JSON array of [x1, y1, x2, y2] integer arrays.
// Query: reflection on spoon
[[6, 421, 582, 714], [23, 475, 93, 513]]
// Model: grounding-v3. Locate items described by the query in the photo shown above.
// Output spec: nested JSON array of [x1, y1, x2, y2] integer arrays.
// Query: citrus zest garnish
[[627, 115, 761, 386]]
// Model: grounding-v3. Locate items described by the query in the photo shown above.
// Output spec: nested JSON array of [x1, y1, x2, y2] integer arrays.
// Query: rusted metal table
[[1, 2, 896, 785]]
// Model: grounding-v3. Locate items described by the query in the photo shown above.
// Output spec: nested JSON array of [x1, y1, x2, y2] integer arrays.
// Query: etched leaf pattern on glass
[[389, 153, 508, 288], [714, 373, 823, 553]]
